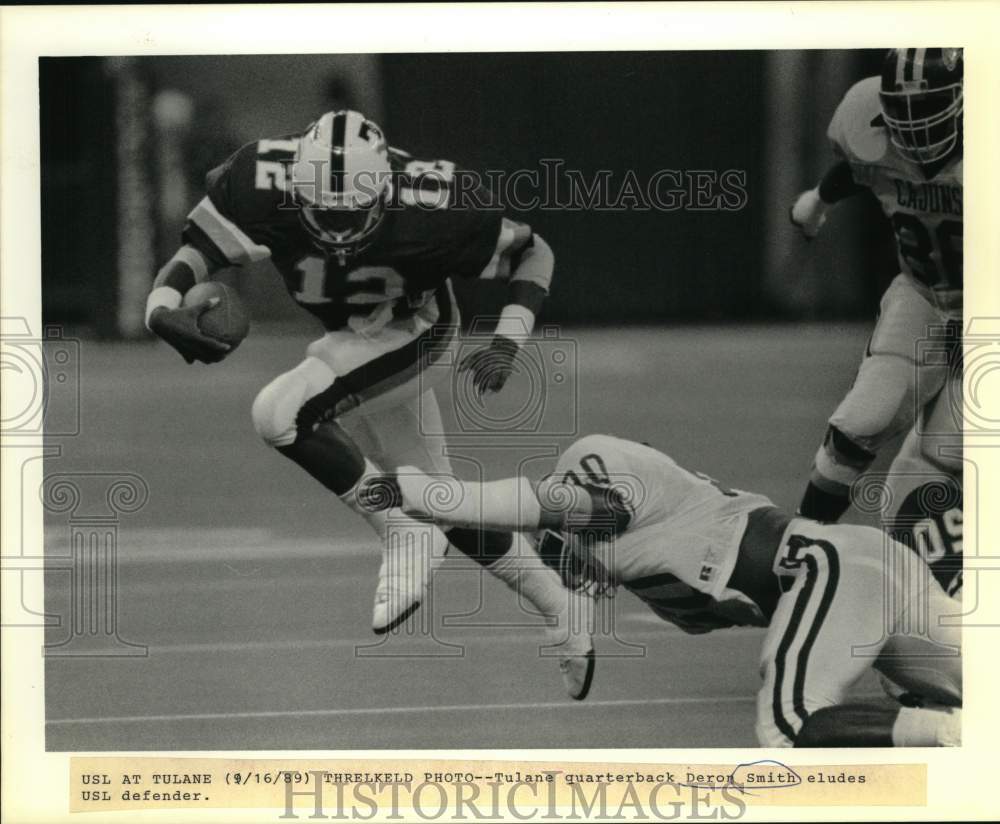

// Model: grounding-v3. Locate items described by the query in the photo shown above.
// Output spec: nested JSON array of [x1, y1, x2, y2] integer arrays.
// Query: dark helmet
[[879, 48, 963, 166]]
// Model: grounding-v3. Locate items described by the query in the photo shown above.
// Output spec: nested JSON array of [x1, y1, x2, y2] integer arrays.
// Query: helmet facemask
[[290, 110, 394, 256], [879, 82, 963, 165], [295, 178, 392, 253], [539, 528, 619, 599]]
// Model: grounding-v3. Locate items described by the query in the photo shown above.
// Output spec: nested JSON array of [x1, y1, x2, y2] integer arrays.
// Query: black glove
[[458, 334, 519, 397], [148, 299, 231, 364]]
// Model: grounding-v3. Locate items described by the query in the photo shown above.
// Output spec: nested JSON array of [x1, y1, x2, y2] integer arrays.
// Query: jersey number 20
[[892, 214, 962, 291]]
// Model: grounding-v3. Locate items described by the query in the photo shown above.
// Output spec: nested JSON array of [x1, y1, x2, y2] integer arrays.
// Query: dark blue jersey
[[183, 136, 504, 332]]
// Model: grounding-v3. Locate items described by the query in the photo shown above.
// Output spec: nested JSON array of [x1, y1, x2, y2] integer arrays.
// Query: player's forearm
[[495, 235, 553, 343], [392, 469, 629, 535], [145, 246, 216, 329], [815, 159, 864, 205], [394, 471, 544, 531]]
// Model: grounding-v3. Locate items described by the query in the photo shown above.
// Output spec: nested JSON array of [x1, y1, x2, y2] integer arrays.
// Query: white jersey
[[828, 76, 962, 317], [549, 435, 775, 632]]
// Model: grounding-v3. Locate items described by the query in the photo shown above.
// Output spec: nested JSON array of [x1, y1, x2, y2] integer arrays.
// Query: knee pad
[[822, 424, 877, 470], [252, 358, 335, 448], [829, 353, 915, 452]]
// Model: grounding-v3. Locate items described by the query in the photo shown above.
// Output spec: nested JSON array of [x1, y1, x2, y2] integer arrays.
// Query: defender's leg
[[793, 702, 959, 747], [756, 522, 960, 747], [799, 276, 947, 522], [882, 374, 963, 597], [801, 547, 962, 746]]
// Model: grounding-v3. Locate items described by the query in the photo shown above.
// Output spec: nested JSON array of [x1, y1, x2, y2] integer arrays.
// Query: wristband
[[144, 286, 183, 331]]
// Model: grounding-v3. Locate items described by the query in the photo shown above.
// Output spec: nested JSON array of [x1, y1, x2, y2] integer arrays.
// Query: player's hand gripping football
[[789, 188, 828, 239], [458, 334, 520, 397], [148, 299, 232, 365]]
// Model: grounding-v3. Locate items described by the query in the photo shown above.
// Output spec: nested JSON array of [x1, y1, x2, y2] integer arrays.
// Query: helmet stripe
[[329, 111, 346, 195], [331, 110, 347, 148], [894, 48, 908, 87], [912, 47, 927, 83]]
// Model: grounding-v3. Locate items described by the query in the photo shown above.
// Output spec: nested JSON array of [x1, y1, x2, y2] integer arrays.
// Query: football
[[182, 281, 250, 349]]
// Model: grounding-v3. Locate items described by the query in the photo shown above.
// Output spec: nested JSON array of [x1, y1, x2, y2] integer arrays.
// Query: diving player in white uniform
[[365, 434, 962, 747], [791, 48, 963, 555]]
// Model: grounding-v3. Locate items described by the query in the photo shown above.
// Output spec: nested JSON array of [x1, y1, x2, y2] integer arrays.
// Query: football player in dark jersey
[[144, 110, 594, 699]]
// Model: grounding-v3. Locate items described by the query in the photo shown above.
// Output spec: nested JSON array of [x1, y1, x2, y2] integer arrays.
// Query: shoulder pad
[[205, 136, 298, 226], [187, 136, 299, 266], [827, 76, 890, 165]]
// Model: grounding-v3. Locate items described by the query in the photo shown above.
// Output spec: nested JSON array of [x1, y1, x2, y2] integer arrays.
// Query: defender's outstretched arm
[[370, 469, 630, 535]]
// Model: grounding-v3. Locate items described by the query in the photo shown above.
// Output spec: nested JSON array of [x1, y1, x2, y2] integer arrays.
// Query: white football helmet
[[290, 110, 392, 254], [879, 48, 963, 166]]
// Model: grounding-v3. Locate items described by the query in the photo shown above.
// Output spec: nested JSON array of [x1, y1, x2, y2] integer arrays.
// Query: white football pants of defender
[[822, 274, 952, 473], [755, 518, 961, 747], [883, 370, 963, 508]]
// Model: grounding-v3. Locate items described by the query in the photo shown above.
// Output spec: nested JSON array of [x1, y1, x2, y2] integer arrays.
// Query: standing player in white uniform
[[790, 48, 963, 583], [143, 110, 593, 697], [372, 434, 962, 746]]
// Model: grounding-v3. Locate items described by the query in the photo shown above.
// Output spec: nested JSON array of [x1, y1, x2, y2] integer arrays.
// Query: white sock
[[339, 459, 390, 540], [892, 706, 961, 746], [340, 459, 454, 574]]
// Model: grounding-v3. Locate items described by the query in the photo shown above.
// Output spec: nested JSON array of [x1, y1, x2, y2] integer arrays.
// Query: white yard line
[[45, 532, 378, 563], [47, 627, 694, 657], [47, 695, 755, 726]]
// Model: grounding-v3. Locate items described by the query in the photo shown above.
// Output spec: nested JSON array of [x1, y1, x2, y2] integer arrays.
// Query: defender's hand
[[458, 334, 520, 397], [789, 188, 828, 239], [148, 299, 231, 364]]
